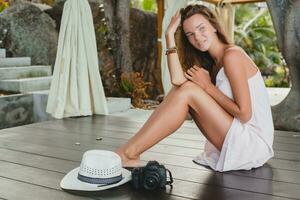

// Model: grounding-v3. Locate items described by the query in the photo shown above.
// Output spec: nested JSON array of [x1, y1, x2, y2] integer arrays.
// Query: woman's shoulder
[[224, 45, 246, 58], [222, 45, 250, 76], [223, 45, 248, 66], [222, 45, 257, 78]]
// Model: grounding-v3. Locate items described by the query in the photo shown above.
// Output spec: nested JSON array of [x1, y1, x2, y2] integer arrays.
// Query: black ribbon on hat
[[77, 173, 123, 185]]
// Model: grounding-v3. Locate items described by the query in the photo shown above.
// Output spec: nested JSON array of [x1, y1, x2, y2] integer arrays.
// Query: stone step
[[29, 90, 131, 115], [0, 57, 31, 67], [0, 65, 52, 80], [107, 97, 132, 114], [0, 76, 52, 93], [0, 49, 5, 58]]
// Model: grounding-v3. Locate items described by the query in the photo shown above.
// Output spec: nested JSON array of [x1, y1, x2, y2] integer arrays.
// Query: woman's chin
[[197, 46, 209, 52], [192, 43, 209, 52]]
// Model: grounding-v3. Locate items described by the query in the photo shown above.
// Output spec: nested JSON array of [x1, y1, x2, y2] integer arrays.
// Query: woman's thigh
[[178, 81, 234, 151]]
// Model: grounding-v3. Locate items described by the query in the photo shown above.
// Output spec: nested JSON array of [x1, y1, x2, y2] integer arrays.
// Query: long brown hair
[[177, 4, 232, 82]]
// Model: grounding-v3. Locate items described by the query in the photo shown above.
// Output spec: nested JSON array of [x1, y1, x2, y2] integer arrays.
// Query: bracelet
[[165, 46, 177, 55]]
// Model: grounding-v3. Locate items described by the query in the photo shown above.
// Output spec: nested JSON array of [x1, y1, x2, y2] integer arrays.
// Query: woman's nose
[[194, 31, 205, 42]]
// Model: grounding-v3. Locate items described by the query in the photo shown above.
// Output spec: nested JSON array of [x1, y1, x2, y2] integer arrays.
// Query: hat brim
[[60, 167, 132, 191]]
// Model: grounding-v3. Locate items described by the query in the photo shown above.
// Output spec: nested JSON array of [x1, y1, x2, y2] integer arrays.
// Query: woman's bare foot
[[122, 157, 141, 168], [115, 147, 141, 167]]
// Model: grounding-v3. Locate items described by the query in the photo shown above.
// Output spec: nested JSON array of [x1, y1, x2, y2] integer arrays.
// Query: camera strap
[[166, 168, 174, 186]]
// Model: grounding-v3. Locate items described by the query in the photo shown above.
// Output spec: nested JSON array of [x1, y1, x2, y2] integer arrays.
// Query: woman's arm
[[205, 49, 252, 123], [165, 11, 187, 86]]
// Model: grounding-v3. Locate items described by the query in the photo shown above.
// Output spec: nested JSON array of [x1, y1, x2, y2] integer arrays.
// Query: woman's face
[[182, 14, 217, 52]]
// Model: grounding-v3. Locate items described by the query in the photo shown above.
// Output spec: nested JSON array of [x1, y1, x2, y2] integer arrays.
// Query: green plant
[[101, 66, 152, 108], [131, 0, 157, 12], [0, 0, 9, 12], [120, 72, 152, 108], [234, 4, 289, 87], [42, 0, 55, 5]]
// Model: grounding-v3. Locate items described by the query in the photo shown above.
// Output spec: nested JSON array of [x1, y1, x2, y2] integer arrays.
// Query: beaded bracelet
[[165, 46, 177, 55]]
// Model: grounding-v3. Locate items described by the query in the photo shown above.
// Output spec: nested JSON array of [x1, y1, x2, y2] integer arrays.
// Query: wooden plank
[[23, 121, 300, 160], [2, 126, 300, 174], [42, 117, 300, 145], [24, 115, 298, 140], [0, 177, 96, 200], [0, 146, 297, 200], [63, 115, 300, 139], [1, 128, 300, 187], [28, 119, 300, 162], [1, 116, 300, 199], [29, 119, 300, 151], [0, 154, 188, 200], [0, 139, 300, 184], [52, 118, 300, 147]]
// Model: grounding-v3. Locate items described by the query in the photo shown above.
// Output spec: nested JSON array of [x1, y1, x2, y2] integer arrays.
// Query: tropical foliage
[[131, 0, 157, 12], [120, 72, 152, 108], [102, 69, 152, 109], [40, 0, 55, 5], [234, 4, 289, 87], [0, 0, 9, 12]]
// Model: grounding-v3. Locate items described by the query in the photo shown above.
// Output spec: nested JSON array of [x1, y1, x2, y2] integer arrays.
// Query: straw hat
[[60, 150, 131, 191]]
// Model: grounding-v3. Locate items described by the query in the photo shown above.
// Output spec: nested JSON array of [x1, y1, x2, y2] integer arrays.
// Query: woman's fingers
[[187, 68, 195, 75], [175, 9, 181, 16], [167, 10, 181, 33], [184, 72, 193, 80], [192, 65, 200, 71], [194, 65, 201, 70]]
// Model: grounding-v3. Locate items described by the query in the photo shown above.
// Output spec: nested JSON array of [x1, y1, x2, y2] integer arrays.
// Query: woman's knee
[[177, 81, 205, 99]]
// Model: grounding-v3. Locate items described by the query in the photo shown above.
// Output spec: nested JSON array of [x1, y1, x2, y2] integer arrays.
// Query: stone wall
[[0, 93, 54, 129], [0, 94, 33, 129]]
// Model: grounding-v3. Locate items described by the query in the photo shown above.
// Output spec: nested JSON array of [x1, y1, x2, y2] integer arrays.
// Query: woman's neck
[[208, 40, 229, 69]]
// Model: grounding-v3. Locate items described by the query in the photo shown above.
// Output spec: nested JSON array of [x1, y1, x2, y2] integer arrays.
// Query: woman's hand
[[166, 10, 181, 36], [184, 65, 213, 91]]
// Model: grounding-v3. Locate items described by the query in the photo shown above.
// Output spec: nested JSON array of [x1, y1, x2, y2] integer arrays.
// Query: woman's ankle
[[124, 145, 140, 160], [115, 146, 139, 162]]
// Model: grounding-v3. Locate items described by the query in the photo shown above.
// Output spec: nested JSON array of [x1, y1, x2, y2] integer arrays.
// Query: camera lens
[[144, 173, 160, 190]]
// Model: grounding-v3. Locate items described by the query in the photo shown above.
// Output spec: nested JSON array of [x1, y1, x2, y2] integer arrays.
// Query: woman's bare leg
[[115, 85, 188, 166], [115, 81, 233, 167]]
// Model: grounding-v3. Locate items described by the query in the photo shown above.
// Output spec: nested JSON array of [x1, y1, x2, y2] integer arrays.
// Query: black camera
[[131, 160, 173, 190]]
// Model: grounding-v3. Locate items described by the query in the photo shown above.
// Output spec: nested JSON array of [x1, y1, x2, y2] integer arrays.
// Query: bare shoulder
[[223, 45, 247, 63], [222, 45, 249, 76]]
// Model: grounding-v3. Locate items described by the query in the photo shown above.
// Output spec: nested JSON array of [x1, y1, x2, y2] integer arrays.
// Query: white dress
[[193, 67, 274, 172]]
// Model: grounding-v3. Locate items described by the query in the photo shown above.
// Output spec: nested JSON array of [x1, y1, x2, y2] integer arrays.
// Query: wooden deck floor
[[0, 115, 300, 200]]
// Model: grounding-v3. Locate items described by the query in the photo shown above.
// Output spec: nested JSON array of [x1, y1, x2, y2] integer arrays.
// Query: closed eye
[[199, 26, 205, 32]]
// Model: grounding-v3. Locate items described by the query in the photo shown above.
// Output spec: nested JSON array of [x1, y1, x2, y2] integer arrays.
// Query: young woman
[[115, 4, 274, 172]]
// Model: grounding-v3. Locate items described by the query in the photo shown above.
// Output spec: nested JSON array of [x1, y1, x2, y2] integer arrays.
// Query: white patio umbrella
[[161, 0, 188, 95], [46, 0, 109, 119]]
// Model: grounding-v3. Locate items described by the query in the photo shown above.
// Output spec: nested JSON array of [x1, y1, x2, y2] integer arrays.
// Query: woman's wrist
[[165, 29, 175, 36], [165, 31, 176, 40], [165, 33, 176, 49], [204, 84, 215, 95]]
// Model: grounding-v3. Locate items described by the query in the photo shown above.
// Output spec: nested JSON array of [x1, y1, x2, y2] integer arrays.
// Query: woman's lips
[[198, 40, 206, 48]]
